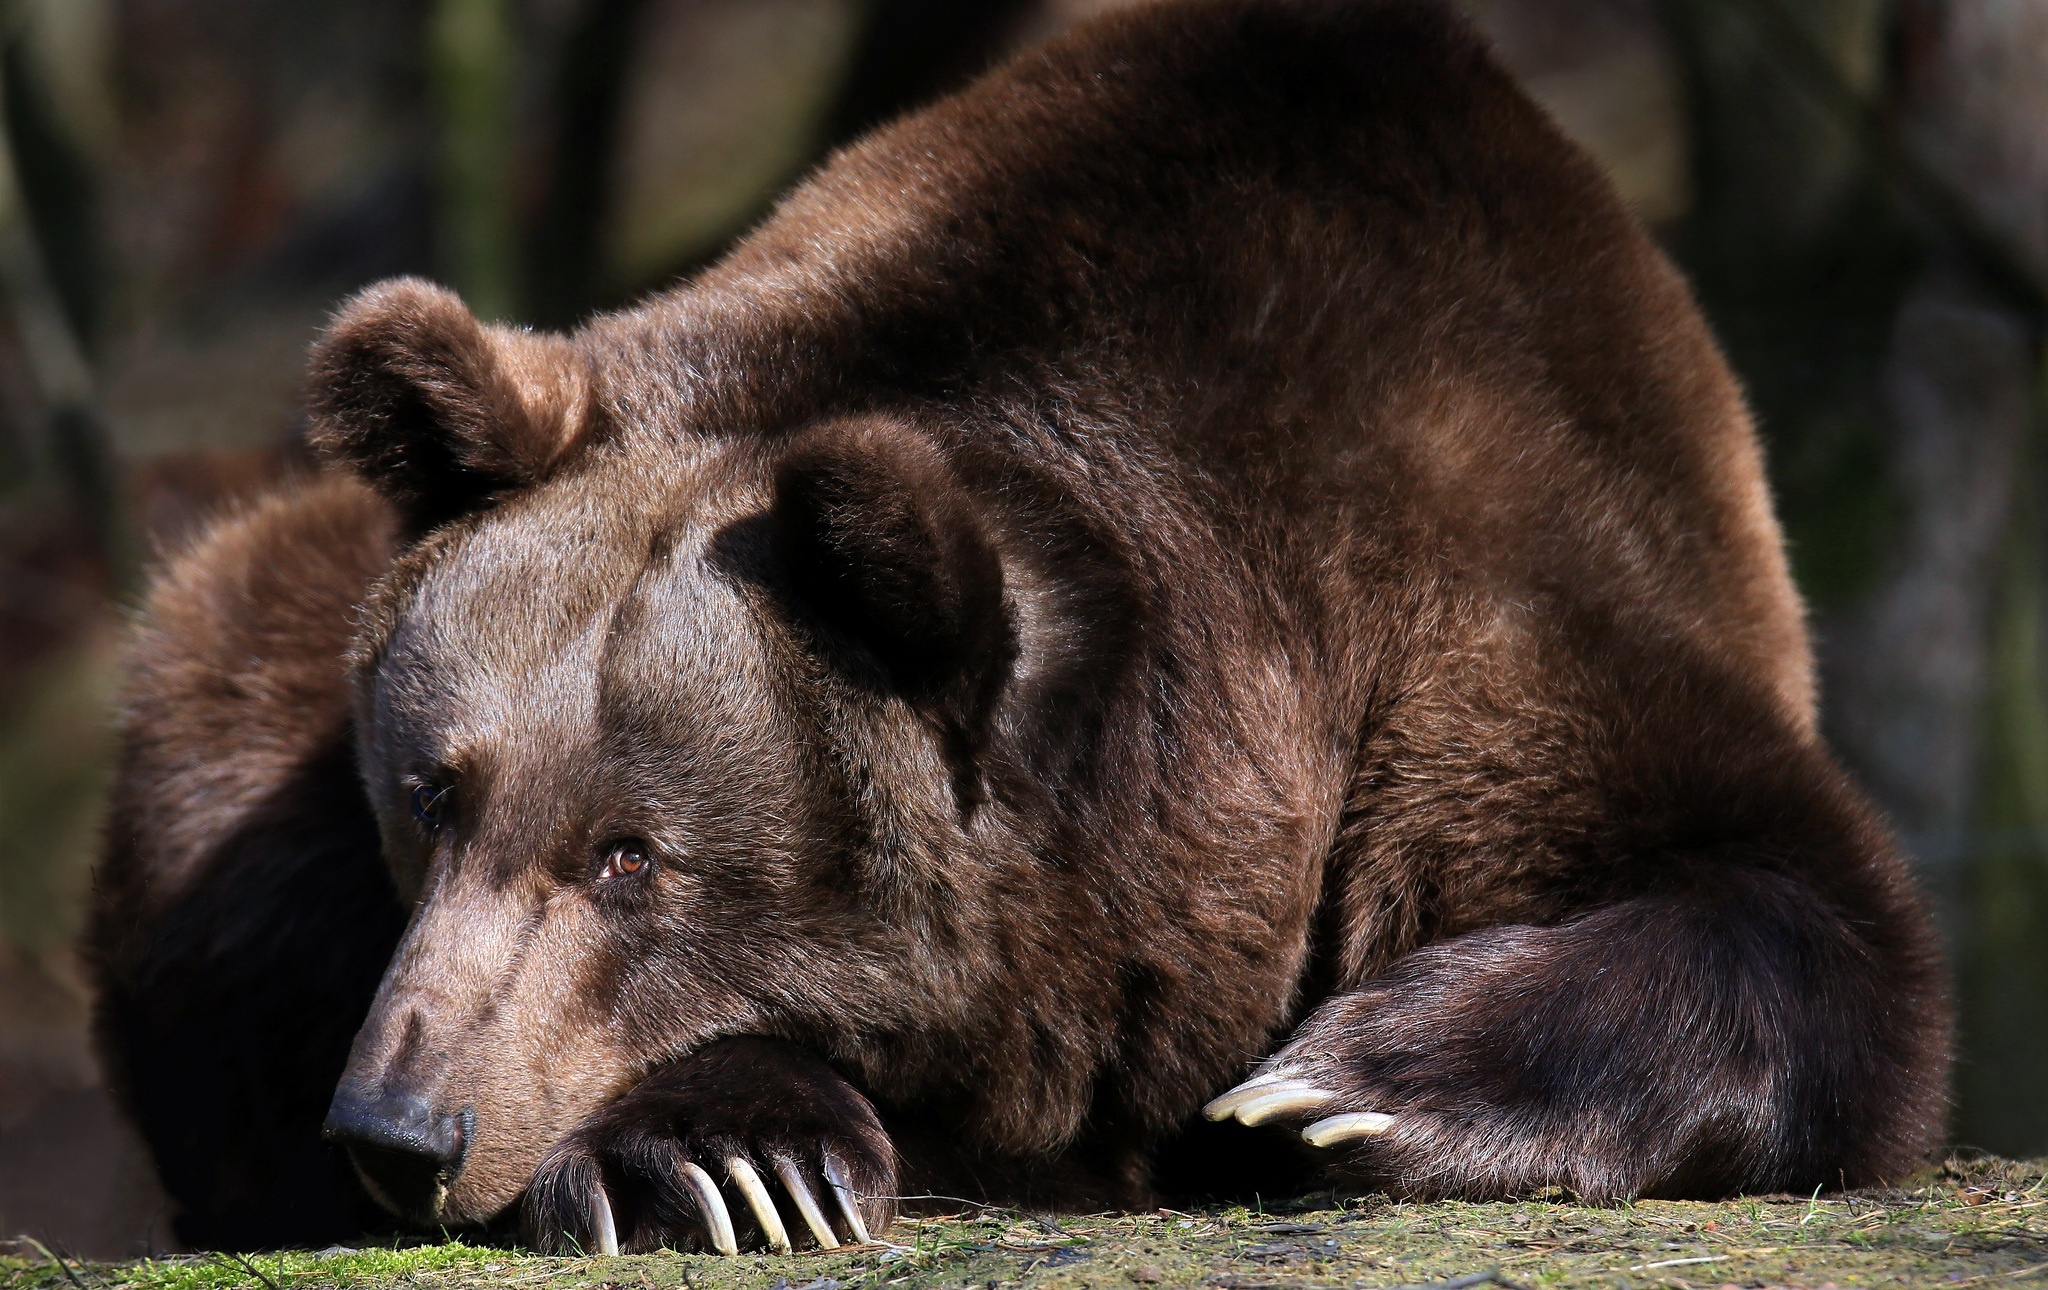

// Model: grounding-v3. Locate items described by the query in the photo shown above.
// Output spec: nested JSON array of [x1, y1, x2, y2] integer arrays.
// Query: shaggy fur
[[91, 480, 407, 1246], [92, 0, 1948, 1255]]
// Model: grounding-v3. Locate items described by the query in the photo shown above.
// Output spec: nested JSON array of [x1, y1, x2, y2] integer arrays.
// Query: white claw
[[773, 1156, 841, 1249], [1201, 1069, 1292, 1121], [679, 1159, 739, 1256], [1301, 1111, 1397, 1146], [727, 1156, 791, 1253], [589, 1182, 620, 1257], [1231, 1081, 1337, 1126], [821, 1150, 872, 1245]]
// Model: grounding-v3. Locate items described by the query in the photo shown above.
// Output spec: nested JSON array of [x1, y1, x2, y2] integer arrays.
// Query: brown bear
[[90, 0, 1949, 1257]]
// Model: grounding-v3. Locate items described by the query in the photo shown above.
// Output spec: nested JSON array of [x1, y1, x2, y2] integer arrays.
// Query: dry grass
[[6, 1156, 2043, 1290]]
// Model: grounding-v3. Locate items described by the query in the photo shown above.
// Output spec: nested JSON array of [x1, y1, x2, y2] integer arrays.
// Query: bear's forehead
[[379, 481, 781, 748], [416, 505, 644, 659]]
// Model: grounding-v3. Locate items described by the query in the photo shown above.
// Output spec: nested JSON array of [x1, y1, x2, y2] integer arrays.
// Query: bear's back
[[595, 0, 1812, 736]]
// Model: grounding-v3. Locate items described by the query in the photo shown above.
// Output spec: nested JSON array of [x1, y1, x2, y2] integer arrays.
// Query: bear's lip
[[345, 1141, 454, 1224], [323, 1091, 474, 1223]]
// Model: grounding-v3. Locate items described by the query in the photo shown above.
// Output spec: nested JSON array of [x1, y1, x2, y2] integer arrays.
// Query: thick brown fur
[[90, 478, 408, 1247], [91, 0, 1947, 1255]]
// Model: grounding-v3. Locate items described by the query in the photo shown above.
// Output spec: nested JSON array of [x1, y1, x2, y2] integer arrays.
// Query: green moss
[[2, 1239, 509, 1290], [7, 1158, 2043, 1290]]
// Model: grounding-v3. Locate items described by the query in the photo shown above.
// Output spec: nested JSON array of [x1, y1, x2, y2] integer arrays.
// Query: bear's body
[[92, 0, 1947, 1254]]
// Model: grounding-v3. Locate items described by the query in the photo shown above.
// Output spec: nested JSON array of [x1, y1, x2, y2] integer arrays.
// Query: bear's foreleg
[[524, 1038, 897, 1255], [1205, 869, 1945, 1199]]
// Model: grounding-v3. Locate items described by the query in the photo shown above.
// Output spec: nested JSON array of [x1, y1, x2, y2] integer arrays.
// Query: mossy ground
[[6, 1158, 2042, 1290]]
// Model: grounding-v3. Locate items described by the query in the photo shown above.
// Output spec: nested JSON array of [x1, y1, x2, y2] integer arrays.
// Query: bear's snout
[[323, 1083, 471, 1223], [324, 868, 662, 1225]]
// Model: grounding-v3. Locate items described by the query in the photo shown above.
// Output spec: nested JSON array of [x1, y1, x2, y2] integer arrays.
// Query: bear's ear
[[772, 417, 1015, 737], [305, 278, 592, 532]]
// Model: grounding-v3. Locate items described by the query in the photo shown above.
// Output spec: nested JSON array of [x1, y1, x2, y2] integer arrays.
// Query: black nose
[[323, 1087, 470, 1221]]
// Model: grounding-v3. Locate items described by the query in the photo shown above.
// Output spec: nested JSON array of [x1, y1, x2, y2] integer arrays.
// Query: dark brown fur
[[91, 0, 1948, 1254], [90, 479, 408, 1247]]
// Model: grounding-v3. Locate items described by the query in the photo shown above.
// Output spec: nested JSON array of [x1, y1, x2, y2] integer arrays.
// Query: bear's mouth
[[346, 1141, 453, 1223], [324, 1096, 474, 1224]]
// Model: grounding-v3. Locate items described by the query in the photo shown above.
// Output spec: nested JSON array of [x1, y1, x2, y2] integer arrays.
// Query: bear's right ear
[[306, 278, 593, 533]]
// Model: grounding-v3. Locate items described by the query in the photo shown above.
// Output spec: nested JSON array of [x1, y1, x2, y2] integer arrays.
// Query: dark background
[[1, 0, 2043, 1257]]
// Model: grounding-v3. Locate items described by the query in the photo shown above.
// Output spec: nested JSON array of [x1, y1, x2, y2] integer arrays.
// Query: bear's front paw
[[1202, 1064, 1397, 1149], [1200, 921, 1686, 1199], [524, 1037, 896, 1255]]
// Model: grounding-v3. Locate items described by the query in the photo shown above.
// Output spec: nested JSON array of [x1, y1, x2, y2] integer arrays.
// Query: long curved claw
[[1301, 1111, 1396, 1146], [679, 1160, 739, 1256], [820, 1150, 872, 1245], [590, 1181, 620, 1257], [1231, 1081, 1337, 1126], [1201, 1070, 1291, 1121], [773, 1157, 841, 1249], [727, 1156, 792, 1253]]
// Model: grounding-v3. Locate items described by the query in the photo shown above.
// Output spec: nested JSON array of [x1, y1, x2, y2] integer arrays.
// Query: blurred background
[[0, 0, 2044, 1259]]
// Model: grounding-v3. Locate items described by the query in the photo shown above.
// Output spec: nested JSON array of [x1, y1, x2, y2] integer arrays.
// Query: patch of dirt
[[5, 1157, 2042, 1290]]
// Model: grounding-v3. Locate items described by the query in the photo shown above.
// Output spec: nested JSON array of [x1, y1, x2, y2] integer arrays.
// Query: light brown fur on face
[[335, 465, 795, 1221], [94, 0, 1944, 1255]]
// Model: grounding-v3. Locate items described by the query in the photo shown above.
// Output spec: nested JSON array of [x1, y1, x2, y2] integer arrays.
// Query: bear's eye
[[411, 782, 454, 831], [597, 839, 653, 881]]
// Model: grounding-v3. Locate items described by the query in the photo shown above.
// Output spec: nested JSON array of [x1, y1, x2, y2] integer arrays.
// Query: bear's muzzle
[[323, 1084, 472, 1223]]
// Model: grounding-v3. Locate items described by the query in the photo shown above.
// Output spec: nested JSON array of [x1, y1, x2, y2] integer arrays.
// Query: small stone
[[1130, 1264, 1165, 1282]]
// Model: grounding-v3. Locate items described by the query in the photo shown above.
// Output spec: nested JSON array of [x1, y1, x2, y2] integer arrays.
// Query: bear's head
[[307, 279, 1022, 1225]]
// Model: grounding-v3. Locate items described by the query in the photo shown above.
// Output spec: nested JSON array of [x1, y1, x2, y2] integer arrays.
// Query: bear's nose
[[323, 1086, 470, 1222]]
